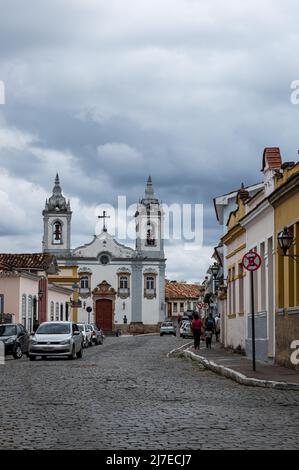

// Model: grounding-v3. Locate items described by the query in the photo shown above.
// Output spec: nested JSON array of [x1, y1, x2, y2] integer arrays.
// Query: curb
[[168, 345, 299, 391], [166, 341, 193, 358]]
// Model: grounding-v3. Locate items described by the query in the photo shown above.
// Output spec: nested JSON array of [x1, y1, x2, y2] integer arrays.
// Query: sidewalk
[[173, 341, 299, 391]]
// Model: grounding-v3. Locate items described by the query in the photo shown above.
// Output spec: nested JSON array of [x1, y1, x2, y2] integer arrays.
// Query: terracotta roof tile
[[262, 147, 282, 171], [0, 253, 56, 271], [165, 281, 203, 300], [0, 261, 11, 271]]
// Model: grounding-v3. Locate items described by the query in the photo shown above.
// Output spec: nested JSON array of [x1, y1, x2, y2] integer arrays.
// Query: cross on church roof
[[98, 210, 110, 232]]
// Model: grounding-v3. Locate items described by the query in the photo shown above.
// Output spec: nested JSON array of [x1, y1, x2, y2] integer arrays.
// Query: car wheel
[[77, 347, 83, 359], [29, 355, 36, 361], [68, 346, 76, 360], [13, 344, 23, 360], [160, 333, 163, 336]]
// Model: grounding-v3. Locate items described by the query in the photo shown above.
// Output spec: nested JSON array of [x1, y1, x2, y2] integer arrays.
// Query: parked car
[[0, 323, 30, 359], [160, 321, 176, 336], [29, 321, 83, 360], [78, 323, 92, 348], [180, 320, 193, 339], [89, 324, 104, 345]]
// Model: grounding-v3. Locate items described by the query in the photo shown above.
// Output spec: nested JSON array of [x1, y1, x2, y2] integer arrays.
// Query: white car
[[29, 321, 83, 360], [160, 321, 177, 336], [78, 323, 93, 348], [180, 320, 193, 338]]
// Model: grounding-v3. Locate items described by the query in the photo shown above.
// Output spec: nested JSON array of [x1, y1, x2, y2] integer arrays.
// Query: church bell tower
[[135, 176, 164, 258], [42, 174, 72, 255]]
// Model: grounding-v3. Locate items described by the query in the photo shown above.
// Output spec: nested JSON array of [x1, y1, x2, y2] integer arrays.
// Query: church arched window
[[146, 276, 155, 290], [52, 221, 62, 244], [120, 276, 129, 289], [80, 276, 89, 289]]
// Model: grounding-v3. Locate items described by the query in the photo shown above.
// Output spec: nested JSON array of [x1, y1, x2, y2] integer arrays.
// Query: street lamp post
[[210, 262, 220, 316], [278, 227, 299, 260], [211, 262, 220, 295]]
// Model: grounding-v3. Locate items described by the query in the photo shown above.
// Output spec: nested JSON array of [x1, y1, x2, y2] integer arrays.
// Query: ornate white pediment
[[117, 267, 131, 274], [74, 232, 135, 259], [78, 266, 93, 274], [143, 268, 158, 275], [92, 280, 116, 296]]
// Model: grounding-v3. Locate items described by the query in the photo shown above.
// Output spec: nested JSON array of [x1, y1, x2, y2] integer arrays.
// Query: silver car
[[29, 321, 83, 360], [78, 323, 93, 348], [160, 321, 177, 336]]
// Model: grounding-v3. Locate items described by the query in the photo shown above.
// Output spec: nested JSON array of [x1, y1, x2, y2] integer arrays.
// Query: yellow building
[[269, 162, 299, 369], [222, 186, 248, 352], [49, 265, 80, 322]]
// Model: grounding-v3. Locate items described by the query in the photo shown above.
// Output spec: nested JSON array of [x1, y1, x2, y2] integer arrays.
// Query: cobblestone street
[[0, 335, 298, 450]]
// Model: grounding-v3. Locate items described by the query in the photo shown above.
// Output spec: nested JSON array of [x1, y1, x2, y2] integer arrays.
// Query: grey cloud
[[1, 0, 299, 279]]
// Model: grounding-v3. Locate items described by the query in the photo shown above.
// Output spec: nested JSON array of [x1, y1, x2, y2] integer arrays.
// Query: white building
[[42, 175, 166, 334], [240, 148, 280, 361], [214, 182, 263, 350], [213, 147, 281, 361]]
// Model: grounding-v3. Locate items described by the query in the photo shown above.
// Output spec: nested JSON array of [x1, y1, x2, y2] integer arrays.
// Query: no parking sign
[[242, 250, 263, 372], [242, 251, 262, 272]]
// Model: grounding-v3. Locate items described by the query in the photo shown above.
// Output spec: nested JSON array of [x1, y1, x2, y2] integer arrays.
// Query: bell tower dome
[[42, 174, 72, 255]]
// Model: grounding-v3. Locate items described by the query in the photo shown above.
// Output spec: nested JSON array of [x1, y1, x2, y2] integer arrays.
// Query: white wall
[[48, 288, 71, 322]]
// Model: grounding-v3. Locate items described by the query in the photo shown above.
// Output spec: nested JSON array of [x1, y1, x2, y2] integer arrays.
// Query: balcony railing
[[118, 288, 130, 298]]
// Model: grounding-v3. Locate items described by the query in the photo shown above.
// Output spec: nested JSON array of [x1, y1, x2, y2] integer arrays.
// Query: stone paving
[[0, 335, 298, 450]]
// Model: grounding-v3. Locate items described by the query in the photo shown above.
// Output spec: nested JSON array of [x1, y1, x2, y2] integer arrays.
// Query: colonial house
[[212, 146, 299, 368], [269, 160, 299, 369], [222, 186, 248, 353], [165, 280, 204, 319], [238, 148, 280, 362], [0, 253, 72, 330], [214, 181, 264, 352], [42, 174, 166, 334]]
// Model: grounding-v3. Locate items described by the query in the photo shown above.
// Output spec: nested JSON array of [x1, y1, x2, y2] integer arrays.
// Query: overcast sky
[[1, 0, 299, 282]]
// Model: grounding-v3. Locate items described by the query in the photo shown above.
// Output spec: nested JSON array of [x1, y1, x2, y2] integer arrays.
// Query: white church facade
[[42, 174, 166, 334]]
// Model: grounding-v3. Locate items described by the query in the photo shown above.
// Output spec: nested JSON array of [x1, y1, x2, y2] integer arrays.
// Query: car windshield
[[78, 325, 84, 332], [162, 322, 173, 327], [36, 323, 71, 335], [0, 325, 17, 336]]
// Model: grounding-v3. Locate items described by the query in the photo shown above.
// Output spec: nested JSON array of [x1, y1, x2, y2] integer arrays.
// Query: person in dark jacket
[[191, 312, 203, 350]]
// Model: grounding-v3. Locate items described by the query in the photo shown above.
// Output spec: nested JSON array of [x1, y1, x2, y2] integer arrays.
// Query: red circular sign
[[242, 251, 262, 272]]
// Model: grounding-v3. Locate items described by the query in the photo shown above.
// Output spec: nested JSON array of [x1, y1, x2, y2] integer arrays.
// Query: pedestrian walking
[[205, 329, 213, 349], [204, 313, 215, 349], [191, 312, 202, 350], [206, 313, 215, 332]]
